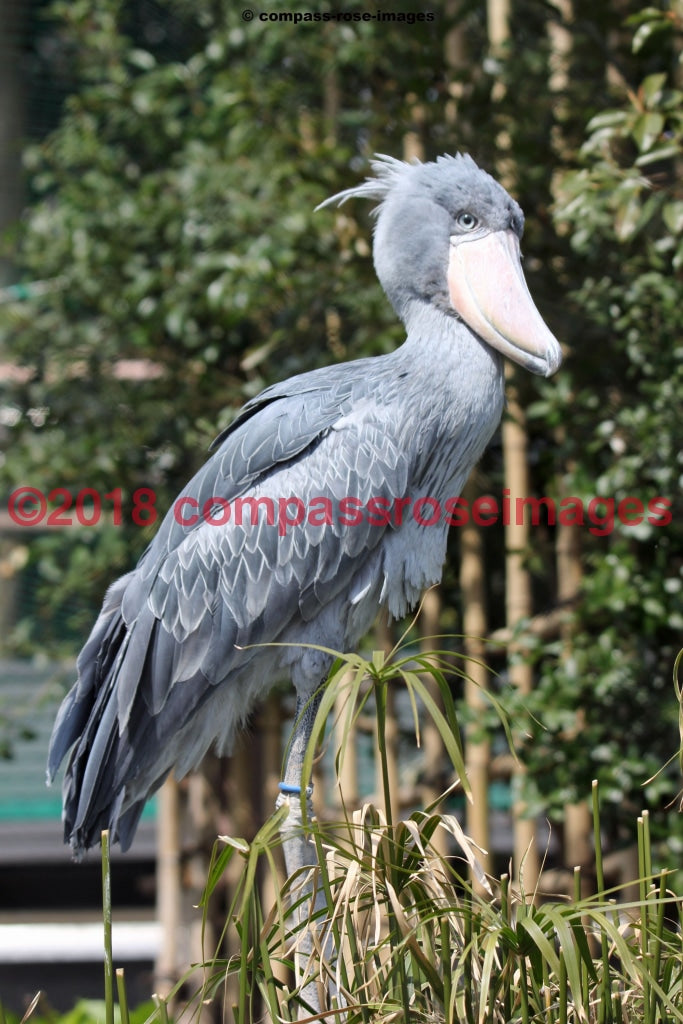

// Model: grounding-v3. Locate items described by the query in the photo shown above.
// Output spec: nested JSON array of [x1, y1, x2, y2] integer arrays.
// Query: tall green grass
[[6, 643, 682, 1024], [188, 643, 683, 1023]]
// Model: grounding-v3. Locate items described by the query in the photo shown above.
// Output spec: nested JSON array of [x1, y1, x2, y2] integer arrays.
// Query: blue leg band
[[278, 782, 302, 795]]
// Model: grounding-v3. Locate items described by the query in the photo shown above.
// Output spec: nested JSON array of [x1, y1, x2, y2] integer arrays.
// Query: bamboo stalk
[[503, 378, 539, 892], [155, 776, 181, 995], [461, 478, 492, 886], [374, 613, 400, 817], [418, 587, 449, 858]]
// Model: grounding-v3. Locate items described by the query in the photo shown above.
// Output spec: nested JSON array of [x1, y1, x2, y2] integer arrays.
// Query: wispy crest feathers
[[316, 152, 482, 215], [316, 154, 415, 213]]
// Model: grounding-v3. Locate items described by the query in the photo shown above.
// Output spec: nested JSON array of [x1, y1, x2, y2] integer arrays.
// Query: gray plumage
[[48, 152, 561, 857]]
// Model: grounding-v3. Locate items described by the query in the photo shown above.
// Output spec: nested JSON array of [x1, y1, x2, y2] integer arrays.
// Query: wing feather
[[49, 359, 414, 854]]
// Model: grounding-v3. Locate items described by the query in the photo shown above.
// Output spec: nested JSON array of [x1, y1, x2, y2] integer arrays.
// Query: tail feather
[[116, 798, 147, 854], [48, 555, 249, 857], [48, 573, 142, 857], [47, 606, 127, 783], [50, 601, 216, 857], [65, 676, 123, 847]]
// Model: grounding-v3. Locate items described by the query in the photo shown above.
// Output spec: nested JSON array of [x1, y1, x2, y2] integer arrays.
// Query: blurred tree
[[524, 2, 683, 851], [0, 0, 680, 869]]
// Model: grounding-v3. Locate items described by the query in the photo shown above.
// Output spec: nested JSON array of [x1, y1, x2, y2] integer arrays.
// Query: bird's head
[[318, 153, 562, 378]]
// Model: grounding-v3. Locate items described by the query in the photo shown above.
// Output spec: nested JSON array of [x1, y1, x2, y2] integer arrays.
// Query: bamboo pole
[[555, 454, 592, 888], [418, 588, 449, 859], [260, 693, 289, 992], [335, 672, 359, 810], [375, 612, 400, 818], [442, 0, 494, 886], [155, 776, 183, 998], [487, 0, 510, 53], [460, 478, 492, 887], [223, 735, 258, 1010], [486, 0, 540, 895], [0, 0, 25, 287], [503, 379, 539, 893], [443, 0, 468, 125], [545, 2, 594, 893]]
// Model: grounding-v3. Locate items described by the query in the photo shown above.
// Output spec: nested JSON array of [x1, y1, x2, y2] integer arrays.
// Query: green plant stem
[[101, 829, 114, 1024], [558, 947, 567, 1024], [637, 816, 651, 1023], [613, 989, 623, 1024], [238, 886, 254, 1021], [116, 968, 130, 1024], [373, 676, 412, 1018], [647, 871, 668, 1024], [642, 810, 652, 881], [500, 874, 512, 1023], [572, 866, 589, 1008], [441, 918, 452, 1020], [519, 956, 529, 1024], [592, 781, 605, 895], [153, 993, 170, 1024], [592, 781, 612, 1024], [374, 677, 393, 829], [463, 900, 474, 1024], [542, 957, 551, 1024]]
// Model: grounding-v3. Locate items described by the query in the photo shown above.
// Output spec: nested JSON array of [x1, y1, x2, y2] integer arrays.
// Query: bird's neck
[[393, 299, 507, 493], [399, 298, 503, 385]]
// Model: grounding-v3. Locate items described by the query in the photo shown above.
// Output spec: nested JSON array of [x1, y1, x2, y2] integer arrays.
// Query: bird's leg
[[276, 687, 321, 872], [276, 686, 334, 1019]]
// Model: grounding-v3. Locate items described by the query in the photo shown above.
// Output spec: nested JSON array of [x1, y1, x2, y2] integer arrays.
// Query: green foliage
[[0, 999, 156, 1024], [188, 649, 683, 1023], [512, 1, 683, 841]]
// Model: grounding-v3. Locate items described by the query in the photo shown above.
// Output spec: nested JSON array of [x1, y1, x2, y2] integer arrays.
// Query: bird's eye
[[456, 211, 478, 231]]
